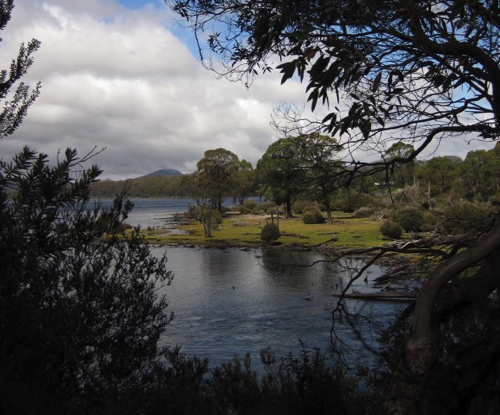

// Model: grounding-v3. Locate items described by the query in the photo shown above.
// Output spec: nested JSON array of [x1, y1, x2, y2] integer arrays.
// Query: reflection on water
[[91, 198, 400, 370], [156, 247, 400, 371]]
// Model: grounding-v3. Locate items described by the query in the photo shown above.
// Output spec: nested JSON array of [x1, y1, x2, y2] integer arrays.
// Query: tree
[[0, 147, 174, 414], [231, 159, 255, 205], [182, 171, 223, 237], [297, 133, 343, 223], [169, 1, 500, 413], [0, 0, 40, 138], [383, 142, 416, 189], [417, 156, 459, 197], [196, 148, 240, 212], [460, 147, 500, 201], [256, 137, 306, 218]]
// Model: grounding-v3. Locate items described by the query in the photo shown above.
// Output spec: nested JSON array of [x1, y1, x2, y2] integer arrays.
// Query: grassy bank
[[139, 212, 385, 249]]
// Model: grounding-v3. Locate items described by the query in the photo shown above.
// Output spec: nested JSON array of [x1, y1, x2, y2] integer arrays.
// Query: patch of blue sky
[[118, 0, 163, 10], [114, 0, 202, 57]]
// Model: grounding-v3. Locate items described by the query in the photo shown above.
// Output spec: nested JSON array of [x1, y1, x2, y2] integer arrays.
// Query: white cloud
[[0, 0, 307, 179], [1, 0, 493, 180]]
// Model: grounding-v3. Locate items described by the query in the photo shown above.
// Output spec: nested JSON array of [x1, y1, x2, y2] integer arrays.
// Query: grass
[[137, 211, 386, 249]]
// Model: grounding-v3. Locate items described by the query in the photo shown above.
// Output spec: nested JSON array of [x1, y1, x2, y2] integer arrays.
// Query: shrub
[[0, 147, 174, 414], [211, 209, 223, 228], [440, 202, 495, 235], [292, 200, 309, 214], [187, 204, 201, 220], [266, 205, 284, 215], [352, 207, 375, 218], [261, 223, 281, 243], [302, 207, 325, 224], [237, 204, 248, 214], [380, 221, 403, 239], [251, 202, 276, 215], [243, 199, 258, 211], [393, 207, 425, 232], [173, 212, 186, 223], [316, 202, 327, 212], [331, 191, 375, 213], [115, 222, 134, 233]]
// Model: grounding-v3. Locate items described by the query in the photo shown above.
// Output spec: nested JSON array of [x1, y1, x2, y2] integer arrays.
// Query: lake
[[98, 198, 403, 370]]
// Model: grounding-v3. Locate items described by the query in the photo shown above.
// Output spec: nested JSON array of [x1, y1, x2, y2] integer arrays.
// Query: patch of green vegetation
[[139, 213, 385, 248]]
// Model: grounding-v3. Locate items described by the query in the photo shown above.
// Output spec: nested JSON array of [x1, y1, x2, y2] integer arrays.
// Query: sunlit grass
[[138, 212, 385, 249]]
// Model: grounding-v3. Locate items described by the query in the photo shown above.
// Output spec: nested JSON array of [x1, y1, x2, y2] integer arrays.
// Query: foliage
[[0, 0, 41, 138], [292, 200, 311, 214], [151, 345, 372, 415], [236, 198, 258, 213], [384, 142, 416, 188], [0, 147, 174, 414], [417, 156, 459, 195], [296, 133, 343, 222], [196, 148, 243, 211], [251, 201, 277, 215], [256, 137, 307, 218], [393, 207, 425, 232], [231, 159, 255, 205], [331, 189, 375, 213], [90, 174, 190, 198], [352, 206, 375, 218], [460, 146, 500, 201], [440, 202, 496, 235], [380, 221, 403, 239], [261, 222, 281, 243], [302, 206, 325, 224]]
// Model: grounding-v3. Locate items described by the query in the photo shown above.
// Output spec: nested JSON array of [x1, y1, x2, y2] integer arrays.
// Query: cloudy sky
[[0, 0, 495, 180]]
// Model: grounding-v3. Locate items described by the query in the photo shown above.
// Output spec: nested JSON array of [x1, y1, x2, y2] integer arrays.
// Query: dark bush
[[150, 345, 373, 415], [393, 207, 425, 232], [440, 202, 495, 235], [243, 198, 258, 211], [302, 207, 325, 224], [237, 204, 248, 214], [292, 200, 309, 214], [261, 222, 281, 243], [266, 205, 284, 215], [331, 191, 374, 213], [115, 222, 133, 233], [251, 202, 276, 215], [352, 207, 375, 218], [380, 221, 403, 239], [187, 204, 201, 220]]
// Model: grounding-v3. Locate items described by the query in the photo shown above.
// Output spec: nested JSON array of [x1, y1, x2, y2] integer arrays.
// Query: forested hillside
[[90, 174, 191, 198]]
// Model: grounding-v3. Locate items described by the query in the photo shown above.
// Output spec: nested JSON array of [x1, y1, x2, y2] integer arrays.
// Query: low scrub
[[251, 202, 277, 215], [393, 207, 425, 232], [440, 202, 496, 234], [292, 200, 310, 215], [302, 207, 325, 224], [380, 220, 403, 239], [352, 207, 375, 218], [154, 345, 374, 415], [237, 199, 258, 214], [261, 222, 281, 243]]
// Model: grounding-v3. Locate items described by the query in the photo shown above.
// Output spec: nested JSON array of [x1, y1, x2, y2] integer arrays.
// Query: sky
[[0, 0, 496, 180]]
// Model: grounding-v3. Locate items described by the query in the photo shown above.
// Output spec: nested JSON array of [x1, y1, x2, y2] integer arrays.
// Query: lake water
[[97, 198, 404, 370]]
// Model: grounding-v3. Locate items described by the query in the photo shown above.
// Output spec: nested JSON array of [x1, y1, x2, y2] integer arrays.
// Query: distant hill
[[137, 169, 183, 179], [90, 169, 188, 198]]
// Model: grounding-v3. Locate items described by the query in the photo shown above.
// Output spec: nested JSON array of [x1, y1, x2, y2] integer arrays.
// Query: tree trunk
[[384, 220, 500, 414], [285, 199, 293, 218], [325, 199, 333, 224], [201, 205, 213, 238]]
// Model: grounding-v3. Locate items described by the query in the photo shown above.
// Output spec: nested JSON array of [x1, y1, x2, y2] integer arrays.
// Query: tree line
[[91, 137, 500, 226]]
